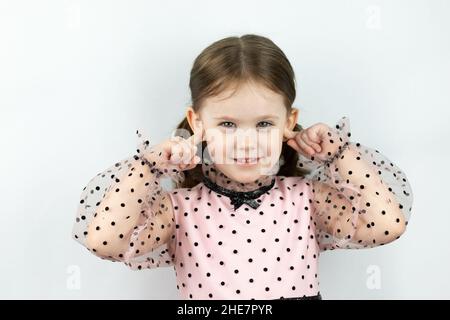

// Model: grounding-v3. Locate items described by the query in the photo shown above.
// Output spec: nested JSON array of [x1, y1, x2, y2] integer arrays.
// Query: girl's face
[[187, 81, 298, 184]]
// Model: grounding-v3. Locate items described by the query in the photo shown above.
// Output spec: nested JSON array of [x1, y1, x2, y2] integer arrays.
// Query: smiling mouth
[[233, 157, 261, 164]]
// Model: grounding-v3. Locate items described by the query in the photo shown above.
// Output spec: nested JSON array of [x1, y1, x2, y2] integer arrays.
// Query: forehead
[[200, 81, 286, 119]]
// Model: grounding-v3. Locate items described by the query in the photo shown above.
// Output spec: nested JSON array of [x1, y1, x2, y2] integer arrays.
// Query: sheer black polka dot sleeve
[[72, 129, 185, 270], [297, 116, 413, 251]]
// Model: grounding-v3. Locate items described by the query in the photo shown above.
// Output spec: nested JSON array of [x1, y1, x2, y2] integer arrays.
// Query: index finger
[[187, 121, 205, 146], [283, 127, 298, 141]]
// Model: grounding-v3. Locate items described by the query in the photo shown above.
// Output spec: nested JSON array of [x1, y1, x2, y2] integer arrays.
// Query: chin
[[220, 165, 264, 183]]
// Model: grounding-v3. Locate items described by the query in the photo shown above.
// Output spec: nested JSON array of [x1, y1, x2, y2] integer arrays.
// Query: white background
[[0, 0, 448, 299]]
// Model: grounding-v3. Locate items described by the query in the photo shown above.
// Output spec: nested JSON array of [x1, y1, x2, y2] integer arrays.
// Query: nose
[[235, 130, 258, 157]]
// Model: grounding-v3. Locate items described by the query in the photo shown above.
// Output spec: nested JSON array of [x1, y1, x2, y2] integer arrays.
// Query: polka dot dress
[[72, 116, 414, 299], [169, 175, 320, 299]]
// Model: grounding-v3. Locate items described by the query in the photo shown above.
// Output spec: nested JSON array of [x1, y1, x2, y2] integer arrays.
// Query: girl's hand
[[283, 123, 341, 161], [144, 125, 205, 172]]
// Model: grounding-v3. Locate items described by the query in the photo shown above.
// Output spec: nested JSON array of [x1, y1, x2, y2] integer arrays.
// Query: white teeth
[[235, 158, 258, 164]]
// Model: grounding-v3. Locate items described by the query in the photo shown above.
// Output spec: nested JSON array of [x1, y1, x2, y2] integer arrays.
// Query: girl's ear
[[186, 106, 198, 132], [283, 107, 299, 141], [186, 106, 205, 139], [287, 107, 299, 130]]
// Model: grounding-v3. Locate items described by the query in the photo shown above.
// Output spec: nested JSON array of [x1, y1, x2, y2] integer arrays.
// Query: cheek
[[205, 131, 229, 161], [207, 134, 223, 148], [258, 130, 283, 157]]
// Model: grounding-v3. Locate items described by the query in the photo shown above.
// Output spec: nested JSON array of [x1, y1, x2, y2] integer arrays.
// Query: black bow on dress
[[202, 176, 276, 211]]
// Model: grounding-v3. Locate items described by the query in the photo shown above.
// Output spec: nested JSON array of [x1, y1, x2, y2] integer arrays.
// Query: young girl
[[72, 34, 413, 300]]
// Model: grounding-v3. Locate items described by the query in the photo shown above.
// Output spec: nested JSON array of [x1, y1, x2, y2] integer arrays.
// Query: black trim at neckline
[[201, 175, 277, 211]]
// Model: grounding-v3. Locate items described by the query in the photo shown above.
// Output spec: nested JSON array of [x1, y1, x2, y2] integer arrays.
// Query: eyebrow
[[213, 115, 280, 121]]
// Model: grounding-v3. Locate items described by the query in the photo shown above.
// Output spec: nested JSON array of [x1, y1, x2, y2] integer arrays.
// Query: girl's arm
[[297, 117, 413, 251], [84, 158, 175, 263], [72, 130, 185, 270], [311, 144, 407, 248]]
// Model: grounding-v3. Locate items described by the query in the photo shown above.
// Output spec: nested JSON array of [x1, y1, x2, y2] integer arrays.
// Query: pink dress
[[168, 175, 319, 299], [72, 116, 413, 300]]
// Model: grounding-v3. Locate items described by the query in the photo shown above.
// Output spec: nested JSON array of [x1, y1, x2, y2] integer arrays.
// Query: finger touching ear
[[286, 138, 301, 153], [195, 119, 206, 143], [283, 127, 297, 142], [187, 119, 205, 146]]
